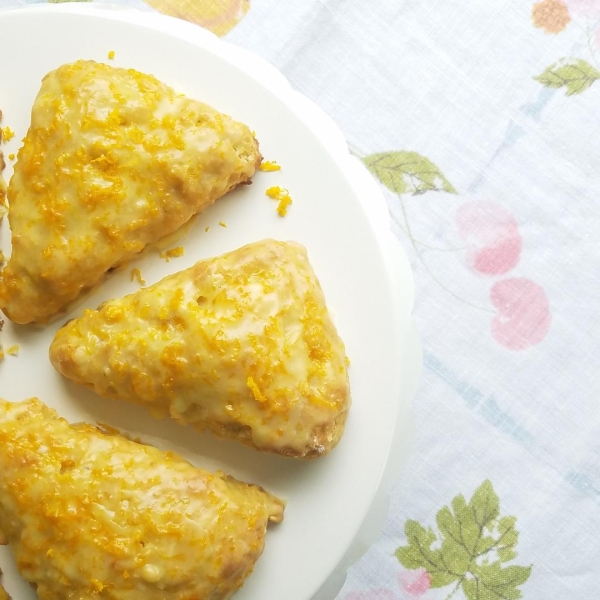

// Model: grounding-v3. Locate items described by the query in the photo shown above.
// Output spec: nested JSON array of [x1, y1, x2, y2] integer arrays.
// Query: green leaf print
[[463, 563, 532, 600], [535, 59, 600, 95], [395, 520, 457, 587], [362, 151, 457, 195], [395, 480, 532, 600]]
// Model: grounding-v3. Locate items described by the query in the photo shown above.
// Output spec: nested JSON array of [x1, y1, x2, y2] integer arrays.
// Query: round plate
[[0, 5, 418, 600]]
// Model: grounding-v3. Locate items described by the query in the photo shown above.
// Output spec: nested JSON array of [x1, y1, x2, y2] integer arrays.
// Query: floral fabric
[[2, 0, 600, 598]]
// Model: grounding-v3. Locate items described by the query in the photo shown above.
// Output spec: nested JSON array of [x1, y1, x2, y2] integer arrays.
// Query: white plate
[[0, 5, 420, 600]]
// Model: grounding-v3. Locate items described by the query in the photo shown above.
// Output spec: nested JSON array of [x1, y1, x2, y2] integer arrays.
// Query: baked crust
[[0, 397, 283, 599], [0, 60, 261, 324], [50, 240, 351, 459]]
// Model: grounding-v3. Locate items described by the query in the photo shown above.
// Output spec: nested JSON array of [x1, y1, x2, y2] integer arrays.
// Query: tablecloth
[[2, 0, 600, 598]]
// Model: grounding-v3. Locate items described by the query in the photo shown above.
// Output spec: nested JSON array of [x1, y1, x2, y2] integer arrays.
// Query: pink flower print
[[491, 278, 551, 350], [456, 201, 523, 276], [345, 590, 396, 600], [565, 0, 600, 18], [398, 569, 431, 598]]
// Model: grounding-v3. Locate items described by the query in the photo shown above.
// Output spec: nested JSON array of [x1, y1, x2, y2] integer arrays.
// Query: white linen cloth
[[2, 0, 600, 598]]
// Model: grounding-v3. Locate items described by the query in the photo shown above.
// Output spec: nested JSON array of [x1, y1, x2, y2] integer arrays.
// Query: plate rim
[[0, 4, 421, 599]]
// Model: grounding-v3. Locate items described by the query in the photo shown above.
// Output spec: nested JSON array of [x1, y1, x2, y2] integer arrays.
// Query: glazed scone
[[50, 239, 350, 459], [0, 397, 283, 600], [0, 60, 261, 324]]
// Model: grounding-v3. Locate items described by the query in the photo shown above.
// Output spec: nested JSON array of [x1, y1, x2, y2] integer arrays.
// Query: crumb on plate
[[276, 195, 292, 217], [1, 126, 15, 142], [259, 160, 281, 172], [205, 226, 210, 232], [130, 268, 146, 285], [159, 246, 185, 262], [6, 345, 19, 357], [219, 221, 227, 228], [108, 50, 115, 60], [265, 186, 286, 199], [265, 186, 293, 217]]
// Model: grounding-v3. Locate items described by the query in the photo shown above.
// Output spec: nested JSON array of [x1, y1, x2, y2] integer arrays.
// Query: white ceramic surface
[[0, 5, 420, 600]]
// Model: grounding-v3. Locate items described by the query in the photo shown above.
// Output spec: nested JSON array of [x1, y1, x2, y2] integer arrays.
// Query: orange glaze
[[0, 397, 283, 599], [50, 240, 350, 458]]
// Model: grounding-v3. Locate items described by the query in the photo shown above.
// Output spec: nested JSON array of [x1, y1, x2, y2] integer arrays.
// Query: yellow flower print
[[532, 0, 571, 34], [144, 0, 250, 37]]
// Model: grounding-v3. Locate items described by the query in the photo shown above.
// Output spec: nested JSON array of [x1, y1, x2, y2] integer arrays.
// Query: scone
[[0, 397, 283, 600], [0, 60, 261, 324], [50, 239, 350, 459]]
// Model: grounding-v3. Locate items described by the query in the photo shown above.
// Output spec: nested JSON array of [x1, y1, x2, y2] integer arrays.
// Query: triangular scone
[[50, 239, 350, 459], [0, 397, 283, 600], [0, 60, 261, 324]]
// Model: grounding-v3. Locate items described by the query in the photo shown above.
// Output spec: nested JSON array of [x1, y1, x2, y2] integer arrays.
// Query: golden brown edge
[[202, 406, 350, 461], [229, 136, 262, 190]]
